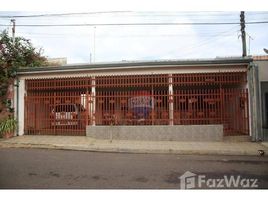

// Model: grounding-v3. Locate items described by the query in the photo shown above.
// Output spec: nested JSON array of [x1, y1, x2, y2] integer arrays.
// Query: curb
[[0, 142, 264, 156]]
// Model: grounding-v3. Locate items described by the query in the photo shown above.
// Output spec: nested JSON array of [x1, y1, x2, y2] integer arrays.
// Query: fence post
[[169, 74, 174, 125], [86, 88, 89, 126], [220, 87, 223, 125], [53, 91, 56, 135], [91, 76, 96, 126]]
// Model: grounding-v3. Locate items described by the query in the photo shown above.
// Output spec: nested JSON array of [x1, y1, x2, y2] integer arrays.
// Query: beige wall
[[256, 60, 268, 82]]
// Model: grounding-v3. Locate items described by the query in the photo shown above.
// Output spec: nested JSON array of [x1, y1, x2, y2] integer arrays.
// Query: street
[[0, 148, 268, 189]]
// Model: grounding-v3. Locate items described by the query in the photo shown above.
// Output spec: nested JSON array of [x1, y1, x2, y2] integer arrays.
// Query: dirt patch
[[134, 176, 149, 183], [49, 171, 60, 177], [28, 172, 37, 176], [165, 172, 181, 184]]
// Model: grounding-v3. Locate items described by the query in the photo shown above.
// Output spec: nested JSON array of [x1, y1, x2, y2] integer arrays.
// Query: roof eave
[[17, 57, 253, 75]]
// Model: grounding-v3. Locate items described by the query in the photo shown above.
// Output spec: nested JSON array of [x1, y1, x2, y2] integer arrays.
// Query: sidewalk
[[0, 135, 268, 156]]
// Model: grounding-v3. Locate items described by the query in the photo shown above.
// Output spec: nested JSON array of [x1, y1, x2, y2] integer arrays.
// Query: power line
[[18, 33, 236, 38], [103, 12, 242, 17], [0, 11, 132, 18], [171, 26, 240, 56], [0, 21, 267, 27], [179, 35, 240, 58], [0, 11, 235, 18], [17, 26, 238, 38], [1, 11, 267, 18]]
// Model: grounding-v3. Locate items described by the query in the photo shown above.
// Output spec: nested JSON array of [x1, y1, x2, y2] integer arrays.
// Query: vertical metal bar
[[86, 88, 89, 127], [168, 74, 174, 125], [151, 76, 154, 125], [53, 91, 56, 135], [91, 76, 96, 126]]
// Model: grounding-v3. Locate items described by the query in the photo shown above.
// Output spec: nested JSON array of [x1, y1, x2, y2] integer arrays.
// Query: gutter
[[17, 62, 252, 76], [17, 58, 253, 75]]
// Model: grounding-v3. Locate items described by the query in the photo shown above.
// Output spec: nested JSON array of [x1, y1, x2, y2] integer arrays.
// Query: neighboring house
[[13, 57, 257, 141], [46, 57, 67, 66], [253, 55, 268, 141]]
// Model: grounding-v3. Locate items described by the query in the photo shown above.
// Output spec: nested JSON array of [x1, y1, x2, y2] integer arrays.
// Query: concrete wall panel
[[86, 125, 223, 141]]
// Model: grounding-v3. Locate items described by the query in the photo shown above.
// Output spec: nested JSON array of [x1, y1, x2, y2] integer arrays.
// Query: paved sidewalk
[[0, 135, 268, 156]]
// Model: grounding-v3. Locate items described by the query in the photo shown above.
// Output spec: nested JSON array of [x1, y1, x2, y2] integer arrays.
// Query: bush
[[0, 116, 17, 138], [0, 30, 47, 123]]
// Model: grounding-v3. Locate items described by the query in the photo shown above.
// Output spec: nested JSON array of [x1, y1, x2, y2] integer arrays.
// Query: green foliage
[[0, 30, 47, 71], [0, 116, 17, 137], [0, 29, 47, 118], [3, 99, 14, 113]]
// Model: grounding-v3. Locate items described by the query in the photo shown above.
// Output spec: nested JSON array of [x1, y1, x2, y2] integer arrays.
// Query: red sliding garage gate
[[24, 72, 249, 136]]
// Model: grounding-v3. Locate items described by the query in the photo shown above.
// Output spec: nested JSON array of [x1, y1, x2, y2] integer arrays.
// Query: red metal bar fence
[[25, 77, 92, 135], [24, 72, 249, 136]]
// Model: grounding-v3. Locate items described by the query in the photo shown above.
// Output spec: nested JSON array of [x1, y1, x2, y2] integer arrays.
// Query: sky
[[0, 2, 268, 64]]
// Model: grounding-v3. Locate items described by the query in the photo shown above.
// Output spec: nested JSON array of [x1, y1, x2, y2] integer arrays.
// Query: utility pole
[[11, 19, 15, 43], [240, 11, 247, 57]]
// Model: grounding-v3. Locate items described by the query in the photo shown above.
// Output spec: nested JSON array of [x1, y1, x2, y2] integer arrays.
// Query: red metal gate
[[24, 72, 249, 136], [172, 72, 249, 135], [25, 77, 92, 135], [173, 88, 249, 135]]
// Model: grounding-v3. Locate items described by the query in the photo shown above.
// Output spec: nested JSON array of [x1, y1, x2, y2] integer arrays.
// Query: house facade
[[13, 57, 257, 141]]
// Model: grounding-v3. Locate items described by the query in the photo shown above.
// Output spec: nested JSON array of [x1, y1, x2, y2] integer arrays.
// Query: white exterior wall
[[14, 79, 25, 136], [13, 79, 18, 136], [256, 61, 268, 82]]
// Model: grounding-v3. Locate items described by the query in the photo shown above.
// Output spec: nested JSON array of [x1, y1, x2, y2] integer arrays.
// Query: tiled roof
[[253, 55, 268, 61]]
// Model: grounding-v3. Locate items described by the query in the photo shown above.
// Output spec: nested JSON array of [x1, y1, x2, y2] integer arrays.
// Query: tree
[[0, 30, 47, 119]]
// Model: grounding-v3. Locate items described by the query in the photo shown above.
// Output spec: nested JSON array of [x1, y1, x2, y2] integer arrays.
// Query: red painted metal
[[25, 77, 92, 135], [24, 72, 249, 136]]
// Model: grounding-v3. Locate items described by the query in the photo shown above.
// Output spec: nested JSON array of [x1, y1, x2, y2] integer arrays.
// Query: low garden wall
[[86, 125, 223, 141]]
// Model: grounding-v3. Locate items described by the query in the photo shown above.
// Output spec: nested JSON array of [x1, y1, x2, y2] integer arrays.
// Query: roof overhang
[[17, 57, 253, 75]]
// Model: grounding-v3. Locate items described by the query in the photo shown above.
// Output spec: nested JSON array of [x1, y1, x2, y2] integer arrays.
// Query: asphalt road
[[0, 148, 268, 189]]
